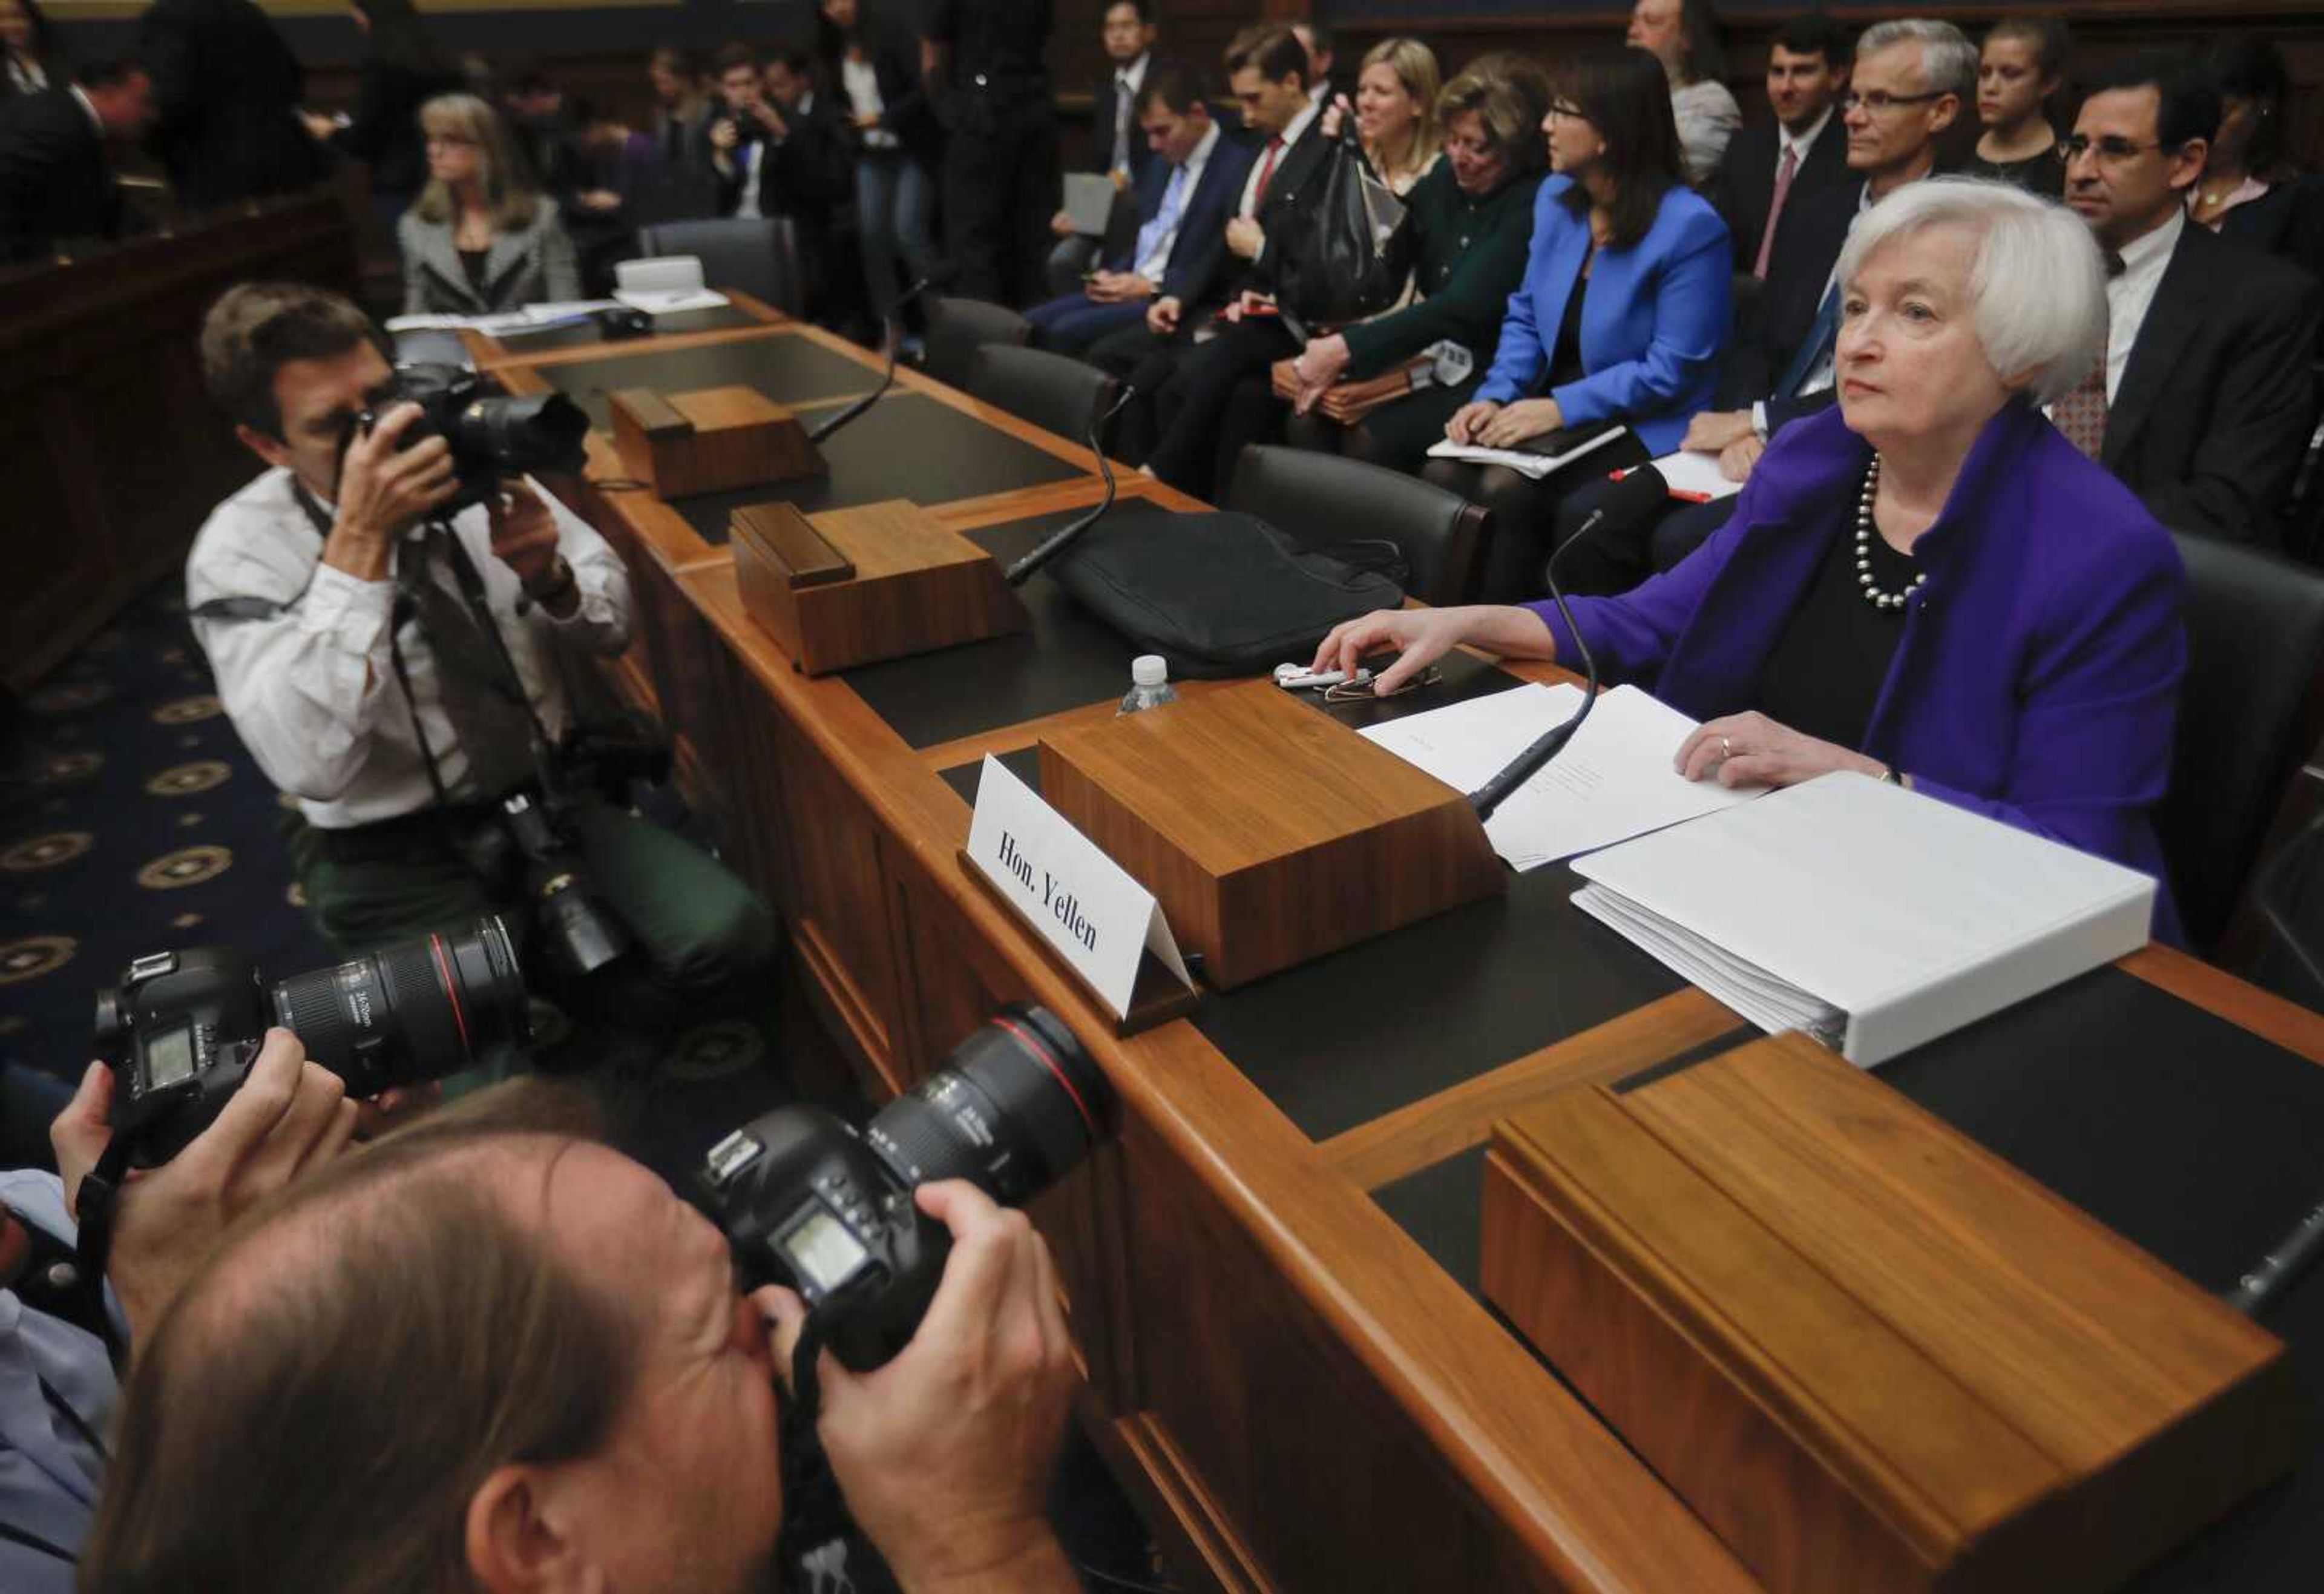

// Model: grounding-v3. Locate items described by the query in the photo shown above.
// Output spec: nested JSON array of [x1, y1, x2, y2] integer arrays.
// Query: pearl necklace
[[1855, 455, 1926, 612]]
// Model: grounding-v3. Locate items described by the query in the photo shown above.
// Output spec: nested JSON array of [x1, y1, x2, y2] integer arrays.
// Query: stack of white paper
[[1425, 424, 1629, 481], [1638, 449, 1745, 501], [1571, 772, 2158, 1067], [1358, 683, 1762, 870]]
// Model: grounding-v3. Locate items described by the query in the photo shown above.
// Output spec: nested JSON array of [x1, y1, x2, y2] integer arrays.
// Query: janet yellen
[[1316, 179, 2189, 934]]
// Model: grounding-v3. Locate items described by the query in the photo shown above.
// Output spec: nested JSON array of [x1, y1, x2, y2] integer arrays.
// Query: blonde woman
[[397, 92, 580, 315], [1347, 36, 1442, 196]]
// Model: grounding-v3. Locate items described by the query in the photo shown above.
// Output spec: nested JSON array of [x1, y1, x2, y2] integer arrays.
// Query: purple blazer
[[1528, 400, 2189, 938]]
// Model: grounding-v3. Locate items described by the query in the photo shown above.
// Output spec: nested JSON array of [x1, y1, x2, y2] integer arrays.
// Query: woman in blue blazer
[[1425, 48, 1730, 601]]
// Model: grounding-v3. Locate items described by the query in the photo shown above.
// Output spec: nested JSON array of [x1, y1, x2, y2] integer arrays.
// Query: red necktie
[[1251, 137, 1284, 210], [1753, 145, 1797, 280]]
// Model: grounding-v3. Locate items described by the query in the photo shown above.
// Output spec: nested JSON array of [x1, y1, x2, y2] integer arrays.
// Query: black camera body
[[92, 919, 529, 1164], [694, 1004, 1111, 1371], [363, 363, 589, 513]]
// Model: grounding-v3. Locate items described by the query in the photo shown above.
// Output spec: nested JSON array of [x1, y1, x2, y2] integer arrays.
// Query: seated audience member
[[397, 93, 580, 314], [0, 53, 154, 261], [1569, 18, 1972, 592], [644, 45, 705, 169], [2192, 38, 2324, 292], [2060, 53, 2323, 545], [184, 284, 774, 1003], [1022, 64, 1250, 358], [1282, 59, 1553, 477], [1137, 36, 1442, 499], [77, 1085, 1086, 1594], [1963, 15, 2067, 196], [134, 0, 327, 209], [1321, 180, 2190, 935], [1, 0, 63, 102], [1626, 0, 1739, 184], [1045, 0, 1158, 294], [1422, 48, 1730, 602], [1088, 25, 1327, 449], [819, 0, 944, 326], [2, 1033, 352, 1593], [1710, 8, 1852, 278]]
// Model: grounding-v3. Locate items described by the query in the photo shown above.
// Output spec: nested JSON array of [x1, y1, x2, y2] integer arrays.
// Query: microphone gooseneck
[[806, 269, 951, 446], [1002, 384, 1137, 587]]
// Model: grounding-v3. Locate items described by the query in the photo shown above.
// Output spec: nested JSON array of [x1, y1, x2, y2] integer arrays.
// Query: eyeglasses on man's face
[[1840, 89, 1947, 116], [2057, 133, 2173, 166]]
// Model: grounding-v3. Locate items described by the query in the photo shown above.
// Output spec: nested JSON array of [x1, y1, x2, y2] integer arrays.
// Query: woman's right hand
[[1445, 400, 1501, 443], [1311, 607, 1487, 695]]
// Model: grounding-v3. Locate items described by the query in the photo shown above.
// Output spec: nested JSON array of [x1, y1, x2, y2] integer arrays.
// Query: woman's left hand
[[1320, 93, 1354, 142], [1225, 216, 1265, 260], [1290, 334, 1353, 413], [1675, 712, 1888, 790], [1475, 398, 1563, 449]]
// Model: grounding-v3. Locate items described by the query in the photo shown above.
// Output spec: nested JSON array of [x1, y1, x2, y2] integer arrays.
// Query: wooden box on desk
[[609, 385, 821, 497], [730, 498, 1026, 674], [1482, 1032, 2307, 1594], [1037, 679, 1503, 989]]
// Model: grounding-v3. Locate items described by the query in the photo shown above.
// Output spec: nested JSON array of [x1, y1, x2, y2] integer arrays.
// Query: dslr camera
[[692, 1004, 1111, 1371], [360, 363, 590, 513], [91, 918, 530, 1164]]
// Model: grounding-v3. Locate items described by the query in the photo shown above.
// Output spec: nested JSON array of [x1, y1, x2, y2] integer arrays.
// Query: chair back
[[967, 344, 1120, 449], [1226, 444, 1493, 606], [925, 296, 1031, 388], [2161, 533, 2324, 950], [634, 218, 803, 317]]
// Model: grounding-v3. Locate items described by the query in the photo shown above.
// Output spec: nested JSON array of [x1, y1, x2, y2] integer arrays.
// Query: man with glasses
[[2056, 53, 2320, 545]]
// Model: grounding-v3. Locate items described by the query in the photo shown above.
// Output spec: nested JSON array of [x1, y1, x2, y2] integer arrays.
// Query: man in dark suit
[[135, 0, 324, 209], [1042, 0, 1158, 294], [2063, 54, 2323, 546], [1021, 64, 1252, 356], [1710, 10, 1852, 278], [0, 54, 155, 262]]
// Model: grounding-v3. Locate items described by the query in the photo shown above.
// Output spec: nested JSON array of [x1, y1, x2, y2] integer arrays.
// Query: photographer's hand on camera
[[321, 401, 459, 584], [762, 1179, 1080, 1594], [488, 480, 578, 617], [50, 1029, 356, 1336]]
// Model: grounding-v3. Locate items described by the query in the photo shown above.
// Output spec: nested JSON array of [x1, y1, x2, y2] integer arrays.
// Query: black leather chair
[[925, 296, 1031, 389], [966, 344, 1120, 449], [1226, 444, 1494, 607], [634, 217, 804, 318], [2158, 532, 2324, 952]]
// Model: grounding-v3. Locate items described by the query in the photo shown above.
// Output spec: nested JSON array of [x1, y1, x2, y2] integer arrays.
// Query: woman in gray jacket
[[398, 91, 580, 314]]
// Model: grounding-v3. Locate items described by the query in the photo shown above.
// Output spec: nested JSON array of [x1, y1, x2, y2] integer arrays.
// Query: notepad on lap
[[1570, 772, 2157, 1067], [1426, 422, 1628, 481], [1062, 173, 1116, 236]]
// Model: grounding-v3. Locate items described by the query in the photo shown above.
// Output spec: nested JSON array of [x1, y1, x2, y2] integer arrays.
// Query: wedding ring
[[1720, 735, 1734, 762]]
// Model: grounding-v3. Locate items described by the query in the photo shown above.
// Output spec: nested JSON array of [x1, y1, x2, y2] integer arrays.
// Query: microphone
[[1467, 464, 1669, 822], [1002, 384, 1138, 587], [807, 265, 959, 445]]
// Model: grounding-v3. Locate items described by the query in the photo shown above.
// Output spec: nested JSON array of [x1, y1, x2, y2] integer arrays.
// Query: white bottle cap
[[1131, 654, 1168, 687]]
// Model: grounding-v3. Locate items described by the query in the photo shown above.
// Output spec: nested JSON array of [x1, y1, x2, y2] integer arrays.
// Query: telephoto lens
[[266, 918, 531, 1096], [693, 1004, 1113, 1370]]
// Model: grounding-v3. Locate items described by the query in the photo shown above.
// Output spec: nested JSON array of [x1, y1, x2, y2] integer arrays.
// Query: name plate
[[965, 756, 1193, 1021]]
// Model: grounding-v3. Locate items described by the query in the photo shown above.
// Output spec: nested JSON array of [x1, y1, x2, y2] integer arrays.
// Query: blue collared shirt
[[1, 1171, 116, 1593]]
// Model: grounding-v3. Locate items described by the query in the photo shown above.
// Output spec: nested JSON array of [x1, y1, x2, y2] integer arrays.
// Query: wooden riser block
[[1037, 680, 1503, 990], [1482, 1033, 2308, 1594], [732, 498, 1027, 675], [609, 384, 822, 498]]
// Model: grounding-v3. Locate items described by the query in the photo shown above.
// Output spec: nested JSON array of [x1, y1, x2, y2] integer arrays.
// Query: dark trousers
[[942, 95, 1060, 305], [1083, 318, 1193, 463], [1022, 292, 1148, 356], [1420, 432, 1652, 602], [1146, 318, 1299, 502], [1281, 378, 1482, 479], [1547, 476, 1739, 596]]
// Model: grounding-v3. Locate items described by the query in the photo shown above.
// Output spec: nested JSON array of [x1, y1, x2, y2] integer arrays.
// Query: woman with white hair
[[1315, 179, 2190, 929]]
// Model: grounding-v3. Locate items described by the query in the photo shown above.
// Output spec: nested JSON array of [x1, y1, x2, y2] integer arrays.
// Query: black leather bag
[[1270, 131, 1411, 326], [1046, 511, 1406, 679]]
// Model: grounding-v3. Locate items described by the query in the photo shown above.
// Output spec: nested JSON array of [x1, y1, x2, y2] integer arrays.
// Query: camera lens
[[456, 392, 590, 478], [864, 1004, 1111, 1204], [268, 917, 530, 1096]]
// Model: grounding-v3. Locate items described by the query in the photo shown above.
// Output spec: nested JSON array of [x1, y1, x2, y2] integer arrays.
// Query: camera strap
[[67, 1136, 136, 1371]]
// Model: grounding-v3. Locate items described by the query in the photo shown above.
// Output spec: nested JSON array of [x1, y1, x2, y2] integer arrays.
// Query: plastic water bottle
[[1117, 654, 1179, 716]]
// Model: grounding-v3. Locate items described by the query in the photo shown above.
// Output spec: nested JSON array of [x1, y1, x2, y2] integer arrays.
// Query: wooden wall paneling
[[0, 394, 115, 691]]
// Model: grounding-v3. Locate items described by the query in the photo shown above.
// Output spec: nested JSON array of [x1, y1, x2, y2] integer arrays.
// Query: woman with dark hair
[[1424, 47, 1731, 601], [1966, 16, 2068, 196], [305, 0, 456, 248], [0, 0, 63, 100], [1626, 0, 1738, 183], [2191, 37, 2324, 291], [817, 0, 943, 326]]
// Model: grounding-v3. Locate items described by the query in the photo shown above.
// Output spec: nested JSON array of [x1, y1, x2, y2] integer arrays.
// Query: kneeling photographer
[[185, 283, 775, 1046], [79, 1001, 1111, 1594]]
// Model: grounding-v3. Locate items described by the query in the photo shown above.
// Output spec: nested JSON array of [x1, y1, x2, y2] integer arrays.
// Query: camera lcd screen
[[781, 1209, 869, 1294], [144, 1024, 197, 1091]]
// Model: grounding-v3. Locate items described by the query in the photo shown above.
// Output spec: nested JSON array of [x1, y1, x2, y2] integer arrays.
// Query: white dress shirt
[[1778, 104, 1836, 174], [185, 469, 631, 829], [1134, 119, 1219, 282], [1238, 97, 1319, 219], [2104, 207, 2182, 403], [841, 56, 898, 150]]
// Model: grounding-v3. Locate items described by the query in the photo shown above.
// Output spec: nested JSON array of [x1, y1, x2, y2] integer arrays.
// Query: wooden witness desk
[[482, 302, 2324, 1593]]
